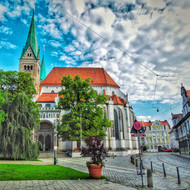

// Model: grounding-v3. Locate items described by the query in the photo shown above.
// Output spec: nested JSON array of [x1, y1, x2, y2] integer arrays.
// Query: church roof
[[107, 95, 127, 105], [40, 54, 46, 81], [36, 93, 58, 102], [20, 13, 39, 59], [41, 67, 120, 87]]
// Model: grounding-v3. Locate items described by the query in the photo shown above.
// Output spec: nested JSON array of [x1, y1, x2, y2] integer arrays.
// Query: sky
[[1, 0, 190, 126]]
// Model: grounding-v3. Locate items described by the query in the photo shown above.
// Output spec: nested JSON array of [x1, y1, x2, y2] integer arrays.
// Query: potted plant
[[81, 136, 107, 178]]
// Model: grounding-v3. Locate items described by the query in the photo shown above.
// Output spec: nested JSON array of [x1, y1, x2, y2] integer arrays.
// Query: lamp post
[[54, 119, 58, 165], [80, 112, 82, 150]]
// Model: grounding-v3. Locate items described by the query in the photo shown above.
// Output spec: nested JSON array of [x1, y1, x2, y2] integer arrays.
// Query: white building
[[172, 85, 190, 154], [36, 67, 138, 153]]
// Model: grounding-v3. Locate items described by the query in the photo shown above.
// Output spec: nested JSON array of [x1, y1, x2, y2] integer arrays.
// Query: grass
[[0, 164, 91, 181]]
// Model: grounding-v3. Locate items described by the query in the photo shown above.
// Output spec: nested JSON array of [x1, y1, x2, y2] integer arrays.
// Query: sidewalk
[[172, 152, 190, 159], [0, 180, 136, 190]]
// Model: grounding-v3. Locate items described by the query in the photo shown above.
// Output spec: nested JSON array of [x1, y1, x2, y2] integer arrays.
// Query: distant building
[[140, 120, 171, 152], [171, 85, 190, 154]]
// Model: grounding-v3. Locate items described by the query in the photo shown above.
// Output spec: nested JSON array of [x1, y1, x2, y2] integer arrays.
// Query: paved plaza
[[41, 152, 190, 190], [0, 153, 190, 190]]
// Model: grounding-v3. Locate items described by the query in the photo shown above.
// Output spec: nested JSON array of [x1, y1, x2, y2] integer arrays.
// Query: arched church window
[[103, 108, 107, 117], [27, 65, 30, 70], [119, 109, 125, 139], [24, 65, 26, 70], [114, 109, 119, 140], [31, 66, 33, 70], [46, 104, 51, 109]]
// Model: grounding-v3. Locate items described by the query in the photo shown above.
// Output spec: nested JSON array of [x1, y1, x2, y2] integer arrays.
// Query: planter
[[88, 164, 102, 178], [71, 152, 81, 157]]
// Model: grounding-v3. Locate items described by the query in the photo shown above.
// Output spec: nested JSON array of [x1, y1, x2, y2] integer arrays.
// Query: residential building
[[172, 85, 190, 154], [140, 120, 171, 152], [19, 11, 138, 153]]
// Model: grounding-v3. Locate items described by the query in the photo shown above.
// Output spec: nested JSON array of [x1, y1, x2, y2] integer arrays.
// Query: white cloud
[[0, 40, 16, 49], [137, 115, 152, 122], [0, 26, 13, 35]]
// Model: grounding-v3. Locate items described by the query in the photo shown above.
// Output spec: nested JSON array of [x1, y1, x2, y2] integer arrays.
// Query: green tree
[[0, 70, 40, 160], [0, 90, 6, 123], [58, 75, 111, 141], [0, 70, 36, 100]]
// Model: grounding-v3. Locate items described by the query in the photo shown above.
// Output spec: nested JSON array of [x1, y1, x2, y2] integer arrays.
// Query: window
[[31, 66, 33, 70], [39, 104, 42, 108], [24, 65, 26, 70], [51, 90, 55, 93], [46, 104, 51, 109], [114, 109, 119, 140], [27, 65, 30, 70]]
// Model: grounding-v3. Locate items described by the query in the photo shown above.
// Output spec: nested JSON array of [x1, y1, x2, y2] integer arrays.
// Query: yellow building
[[140, 120, 171, 151]]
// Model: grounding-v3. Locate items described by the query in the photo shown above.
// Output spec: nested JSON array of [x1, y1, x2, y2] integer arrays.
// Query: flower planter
[[88, 164, 102, 178]]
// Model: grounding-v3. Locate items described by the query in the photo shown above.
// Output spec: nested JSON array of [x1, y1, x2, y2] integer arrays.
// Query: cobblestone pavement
[[41, 154, 190, 190], [142, 152, 190, 185], [0, 180, 135, 190]]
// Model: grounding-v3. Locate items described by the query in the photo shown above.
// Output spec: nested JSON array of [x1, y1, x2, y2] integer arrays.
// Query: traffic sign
[[131, 134, 146, 137], [134, 122, 141, 130]]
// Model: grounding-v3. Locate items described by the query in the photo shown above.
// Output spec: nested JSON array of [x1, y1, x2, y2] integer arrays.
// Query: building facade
[[18, 12, 138, 154], [172, 85, 190, 154], [140, 120, 171, 152]]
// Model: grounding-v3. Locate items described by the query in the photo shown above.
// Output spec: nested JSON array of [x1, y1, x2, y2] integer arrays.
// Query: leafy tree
[[0, 70, 40, 160], [0, 90, 6, 123], [0, 70, 36, 100], [0, 93, 40, 160], [58, 75, 111, 141]]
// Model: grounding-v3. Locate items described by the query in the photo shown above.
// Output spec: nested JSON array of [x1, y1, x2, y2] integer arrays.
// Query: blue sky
[[1, 0, 190, 126]]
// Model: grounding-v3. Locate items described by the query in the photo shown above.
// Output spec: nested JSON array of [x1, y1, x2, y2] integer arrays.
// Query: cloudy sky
[[1, 0, 190, 125]]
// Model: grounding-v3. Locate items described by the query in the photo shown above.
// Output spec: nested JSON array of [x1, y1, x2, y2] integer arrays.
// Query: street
[[41, 153, 190, 189]]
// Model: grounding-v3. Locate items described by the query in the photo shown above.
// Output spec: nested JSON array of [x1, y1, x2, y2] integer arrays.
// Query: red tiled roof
[[139, 120, 171, 129], [107, 95, 127, 105], [36, 93, 58, 102], [186, 90, 190, 100], [41, 67, 119, 87], [172, 113, 182, 119]]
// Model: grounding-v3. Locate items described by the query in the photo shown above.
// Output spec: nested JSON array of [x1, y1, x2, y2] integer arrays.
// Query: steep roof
[[36, 93, 58, 102], [20, 13, 39, 59], [107, 95, 127, 105], [40, 54, 46, 81], [172, 113, 182, 119], [41, 67, 119, 87], [139, 120, 171, 129]]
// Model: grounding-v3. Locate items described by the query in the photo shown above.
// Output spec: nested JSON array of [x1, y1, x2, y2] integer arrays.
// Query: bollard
[[151, 161, 153, 172], [162, 163, 166, 177], [176, 167, 181, 184], [135, 159, 138, 167], [147, 169, 153, 187]]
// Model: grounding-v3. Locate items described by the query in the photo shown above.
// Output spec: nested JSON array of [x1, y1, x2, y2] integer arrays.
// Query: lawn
[[0, 164, 90, 181]]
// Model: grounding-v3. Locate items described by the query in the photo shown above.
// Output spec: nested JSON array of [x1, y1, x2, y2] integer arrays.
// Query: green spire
[[40, 51, 46, 81], [20, 12, 39, 59]]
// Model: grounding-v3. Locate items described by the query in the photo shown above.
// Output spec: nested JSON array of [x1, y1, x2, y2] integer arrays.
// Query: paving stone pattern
[[0, 180, 135, 190]]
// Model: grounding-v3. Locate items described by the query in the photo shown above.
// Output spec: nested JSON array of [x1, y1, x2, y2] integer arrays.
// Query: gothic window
[[114, 109, 119, 140], [24, 65, 26, 70], [119, 109, 124, 138], [31, 66, 33, 70], [46, 104, 51, 109], [27, 65, 30, 70]]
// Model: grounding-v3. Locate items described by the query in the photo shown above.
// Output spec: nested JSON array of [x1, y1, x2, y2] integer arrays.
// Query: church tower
[[19, 10, 40, 96]]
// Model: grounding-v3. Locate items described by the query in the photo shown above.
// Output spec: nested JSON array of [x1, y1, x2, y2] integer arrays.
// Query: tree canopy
[[0, 70, 40, 160], [58, 75, 111, 141], [0, 70, 36, 100]]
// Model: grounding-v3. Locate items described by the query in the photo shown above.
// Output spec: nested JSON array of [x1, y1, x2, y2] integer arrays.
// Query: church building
[[19, 11, 138, 154]]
